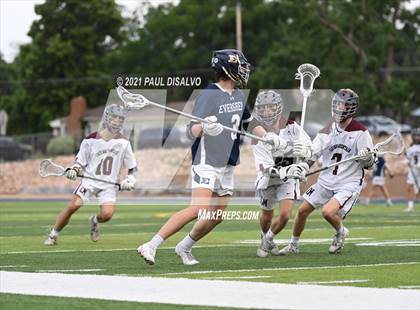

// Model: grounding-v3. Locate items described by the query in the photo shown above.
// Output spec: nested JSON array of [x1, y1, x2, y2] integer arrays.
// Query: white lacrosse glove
[[121, 175, 136, 191], [358, 148, 376, 168], [286, 162, 310, 182], [263, 132, 287, 154], [202, 116, 223, 136], [65, 164, 81, 181], [288, 141, 311, 158], [267, 166, 288, 181]]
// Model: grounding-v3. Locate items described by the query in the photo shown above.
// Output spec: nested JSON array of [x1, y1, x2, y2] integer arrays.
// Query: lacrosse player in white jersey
[[279, 88, 375, 255], [44, 104, 137, 245], [405, 128, 420, 212], [252, 90, 311, 257]]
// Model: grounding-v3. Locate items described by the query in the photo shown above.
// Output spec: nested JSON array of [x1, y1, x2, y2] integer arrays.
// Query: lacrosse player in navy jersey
[[137, 49, 287, 265]]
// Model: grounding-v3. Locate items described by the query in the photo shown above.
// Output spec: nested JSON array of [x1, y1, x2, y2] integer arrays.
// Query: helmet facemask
[[103, 104, 127, 134], [331, 89, 358, 123], [254, 91, 283, 126]]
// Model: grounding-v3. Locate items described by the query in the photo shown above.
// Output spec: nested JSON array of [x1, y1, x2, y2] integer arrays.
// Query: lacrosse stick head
[[116, 86, 149, 110], [295, 63, 320, 98], [374, 133, 405, 155], [39, 159, 65, 177]]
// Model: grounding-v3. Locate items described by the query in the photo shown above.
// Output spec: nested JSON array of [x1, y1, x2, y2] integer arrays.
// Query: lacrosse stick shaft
[[118, 86, 272, 145], [78, 174, 121, 190], [306, 154, 365, 176], [300, 96, 308, 129]]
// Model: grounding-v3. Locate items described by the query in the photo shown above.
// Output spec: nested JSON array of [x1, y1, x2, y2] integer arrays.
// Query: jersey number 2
[[231, 114, 240, 140], [331, 153, 342, 175], [95, 156, 113, 176]]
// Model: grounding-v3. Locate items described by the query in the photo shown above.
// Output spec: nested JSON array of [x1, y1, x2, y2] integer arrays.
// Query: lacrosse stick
[[295, 64, 320, 129], [116, 86, 273, 145], [306, 133, 405, 177], [39, 159, 121, 190]]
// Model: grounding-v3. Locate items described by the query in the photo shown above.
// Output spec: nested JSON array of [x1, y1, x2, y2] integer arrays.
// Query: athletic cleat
[[385, 200, 393, 207], [404, 207, 414, 212], [89, 215, 100, 242], [175, 244, 199, 266], [44, 235, 57, 246], [137, 243, 156, 265], [329, 227, 349, 254], [278, 242, 299, 255], [257, 234, 280, 257]]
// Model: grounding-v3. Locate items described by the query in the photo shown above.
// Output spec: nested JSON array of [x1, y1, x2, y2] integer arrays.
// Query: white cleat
[[89, 215, 100, 242], [175, 244, 199, 266], [137, 243, 156, 265], [404, 207, 414, 212], [257, 234, 280, 257], [44, 236, 57, 246], [329, 227, 349, 254], [278, 243, 299, 255]]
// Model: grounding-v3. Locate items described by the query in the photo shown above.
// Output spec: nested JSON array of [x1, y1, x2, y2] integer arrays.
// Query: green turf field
[[0, 200, 419, 309]]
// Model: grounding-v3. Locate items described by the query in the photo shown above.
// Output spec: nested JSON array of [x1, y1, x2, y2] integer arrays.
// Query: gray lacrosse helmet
[[332, 88, 359, 122], [254, 90, 283, 126], [103, 104, 128, 134]]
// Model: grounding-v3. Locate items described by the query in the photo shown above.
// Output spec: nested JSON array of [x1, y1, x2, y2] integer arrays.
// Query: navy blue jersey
[[374, 156, 386, 177], [191, 84, 252, 167]]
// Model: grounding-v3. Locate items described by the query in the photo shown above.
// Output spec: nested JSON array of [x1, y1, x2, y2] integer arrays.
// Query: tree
[[4, 0, 125, 134]]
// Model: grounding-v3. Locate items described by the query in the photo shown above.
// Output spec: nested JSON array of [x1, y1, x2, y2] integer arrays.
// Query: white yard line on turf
[[161, 262, 420, 276], [237, 238, 371, 245], [36, 269, 104, 273], [1, 271, 418, 310], [297, 280, 369, 285], [206, 276, 272, 280], [0, 265, 29, 268], [399, 285, 420, 289]]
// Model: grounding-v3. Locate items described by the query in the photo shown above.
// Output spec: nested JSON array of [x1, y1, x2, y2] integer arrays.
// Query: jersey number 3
[[231, 114, 240, 140], [331, 153, 342, 175], [95, 156, 114, 176]]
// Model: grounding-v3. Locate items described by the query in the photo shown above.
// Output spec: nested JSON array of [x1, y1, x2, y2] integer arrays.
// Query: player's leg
[[405, 184, 415, 212], [89, 202, 115, 242], [379, 185, 393, 206], [174, 194, 229, 265], [137, 187, 213, 265], [271, 199, 294, 234], [44, 193, 83, 245], [326, 189, 358, 254], [279, 183, 329, 255]]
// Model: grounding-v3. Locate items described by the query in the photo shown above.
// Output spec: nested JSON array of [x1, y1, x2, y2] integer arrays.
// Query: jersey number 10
[[95, 156, 114, 176]]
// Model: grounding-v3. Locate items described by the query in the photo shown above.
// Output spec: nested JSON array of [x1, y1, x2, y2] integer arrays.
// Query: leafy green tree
[[4, 0, 124, 133]]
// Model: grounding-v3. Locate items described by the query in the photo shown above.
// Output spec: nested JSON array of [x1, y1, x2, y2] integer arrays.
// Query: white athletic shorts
[[256, 180, 299, 210], [407, 169, 420, 187], [191, 164, 234, 196], [74, 182, 116, 205], [303, 182, 360, 219], [372, 176, 385, 186]]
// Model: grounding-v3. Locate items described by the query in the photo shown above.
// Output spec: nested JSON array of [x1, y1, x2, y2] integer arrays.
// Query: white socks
[[265, 229, 274, 240], [291, 236, 300, 244], [408, 201, 414, 209], [177, 234, 196, 251], [337, 225, 346, 234], [149, 234, 164, 249], [50, 228, 59, 238]]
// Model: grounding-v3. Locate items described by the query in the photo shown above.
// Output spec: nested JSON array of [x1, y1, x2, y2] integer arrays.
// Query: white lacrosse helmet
[[254, 90, 283, 126], [103, 104, 127, 134]]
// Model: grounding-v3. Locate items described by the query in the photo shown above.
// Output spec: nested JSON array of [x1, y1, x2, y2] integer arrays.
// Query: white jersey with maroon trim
[[253, 119, 312, 189], [75, 132, 137, 189], [311, 119, 373, 191], [407, 144, 420, 175]]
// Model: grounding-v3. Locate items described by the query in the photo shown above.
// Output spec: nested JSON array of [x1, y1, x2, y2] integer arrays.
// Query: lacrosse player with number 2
[[279, 89, 375, 255], [137, 49, 287, 265], [44, 104, 137, 246]]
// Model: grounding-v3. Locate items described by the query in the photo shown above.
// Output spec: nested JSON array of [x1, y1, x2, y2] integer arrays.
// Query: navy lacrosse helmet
[[103, 104, 127, 134], [332, 88, 359, 122], [254, 90, 283, 126], [211, 49, 251, 88]]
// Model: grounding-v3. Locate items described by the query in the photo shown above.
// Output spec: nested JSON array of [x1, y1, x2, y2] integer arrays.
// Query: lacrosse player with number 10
[[44, 104, 137, 245]]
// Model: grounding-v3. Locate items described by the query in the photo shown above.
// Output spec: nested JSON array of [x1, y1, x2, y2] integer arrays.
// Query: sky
[[0, 0, 419, 63]]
